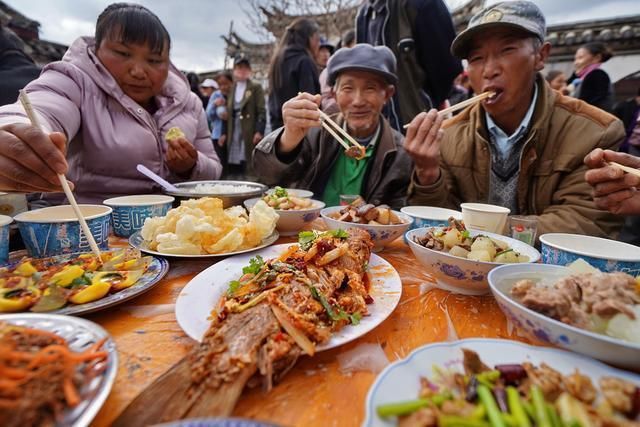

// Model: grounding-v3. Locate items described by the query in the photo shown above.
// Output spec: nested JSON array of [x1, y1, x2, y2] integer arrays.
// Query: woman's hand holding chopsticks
[[280, 92, 322, 153], [0, 123, 69, 192], [403, 109, 445, 186]]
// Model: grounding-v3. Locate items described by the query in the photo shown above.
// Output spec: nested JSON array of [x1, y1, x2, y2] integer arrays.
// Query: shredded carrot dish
[[0, 322, 108, 426]]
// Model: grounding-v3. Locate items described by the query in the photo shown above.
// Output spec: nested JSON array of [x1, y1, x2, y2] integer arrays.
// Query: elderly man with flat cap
[[405, 0, 625, 239], [253, 44, 416, 208]]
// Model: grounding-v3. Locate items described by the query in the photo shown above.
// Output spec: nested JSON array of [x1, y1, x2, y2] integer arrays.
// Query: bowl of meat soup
[[488, 263, 640, 370], [406, 226, 540, 295], [540, 233, 640, 274], [14, 205, 112, 257]]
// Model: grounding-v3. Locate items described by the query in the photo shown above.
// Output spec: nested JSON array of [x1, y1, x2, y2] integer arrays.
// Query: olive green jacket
[[408, 75, 625, 239]]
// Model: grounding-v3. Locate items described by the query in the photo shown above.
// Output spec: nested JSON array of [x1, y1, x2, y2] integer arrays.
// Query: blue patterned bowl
[[488, 263, 640, 369], [400, 206, 462, 230], [540, 233, 640, 275], [155, 418, 279, 427], [14, 205, 112, 258], [244, 197, 325, 236], [0, 215, 12, 264], [103, 195, 174, 237], [406, 227, 540, 295], [321, 206, 412, 251]]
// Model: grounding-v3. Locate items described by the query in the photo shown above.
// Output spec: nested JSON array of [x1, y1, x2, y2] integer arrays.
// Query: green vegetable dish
[[376, 348, 640, 426]]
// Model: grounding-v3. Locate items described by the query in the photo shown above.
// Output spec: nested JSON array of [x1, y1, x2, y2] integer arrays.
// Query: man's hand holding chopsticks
[[403, 109, 445, 186], [0, 123, 68, 192], [584, 148, 640, 215], [279, 92, 321, 153]]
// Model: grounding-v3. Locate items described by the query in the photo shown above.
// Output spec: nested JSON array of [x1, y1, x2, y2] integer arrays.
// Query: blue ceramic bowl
[[0, 215, 12, 264], [400, 206, 462, 230], [103, 195, 174, 237], [14, 205, 112, 258], [539, 233, 640, 275]]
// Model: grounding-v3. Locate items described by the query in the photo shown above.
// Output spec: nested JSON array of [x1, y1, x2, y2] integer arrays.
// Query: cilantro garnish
[[227, 280, 242, 295], [308, 285, 360, 325], [273, 186, 288, 198], [242, 255, 265, 275], [349, 312, 362, 325], [298, 229, 349, 251], [461, 230, 470, 239]]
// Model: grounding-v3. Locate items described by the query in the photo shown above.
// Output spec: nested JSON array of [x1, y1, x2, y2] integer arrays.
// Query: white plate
[[175, 243, 402, 351], [363, 338, 640, 427], [129, 230, 279, 258], [0, 313, 118, 427]]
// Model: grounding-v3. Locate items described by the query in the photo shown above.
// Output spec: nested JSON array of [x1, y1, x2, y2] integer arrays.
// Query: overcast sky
[[5, 0, 640, 72]]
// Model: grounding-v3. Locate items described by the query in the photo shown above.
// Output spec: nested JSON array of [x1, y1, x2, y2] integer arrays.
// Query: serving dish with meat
[[488, 263, 640, 369], [365, 338, 640, 427], [114, 229, 401, 425]]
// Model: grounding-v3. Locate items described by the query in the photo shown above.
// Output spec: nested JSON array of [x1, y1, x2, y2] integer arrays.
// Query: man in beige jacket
[[404, 1, 624, 238]]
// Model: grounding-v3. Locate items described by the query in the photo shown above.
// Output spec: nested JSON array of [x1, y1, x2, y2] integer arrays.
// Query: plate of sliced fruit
[[0, 248, 168, 315]]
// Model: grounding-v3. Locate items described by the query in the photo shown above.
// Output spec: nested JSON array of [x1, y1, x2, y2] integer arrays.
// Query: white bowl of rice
[[164, 180, 267, 208]]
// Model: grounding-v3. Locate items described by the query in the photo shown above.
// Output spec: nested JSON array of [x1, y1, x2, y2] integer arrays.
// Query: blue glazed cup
[[14, 205, 112, 258], [540, 233, 640, 274], [103, 195, 174, 237], [0, 215, 13, 264]]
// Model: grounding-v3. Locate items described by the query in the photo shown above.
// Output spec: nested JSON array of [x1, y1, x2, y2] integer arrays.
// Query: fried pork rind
[[140, 197, 279, 255], [165, 126, 186, 141]]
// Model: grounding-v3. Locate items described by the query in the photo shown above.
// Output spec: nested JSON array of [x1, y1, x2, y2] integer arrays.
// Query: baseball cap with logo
[[451, 0, 546, 58]]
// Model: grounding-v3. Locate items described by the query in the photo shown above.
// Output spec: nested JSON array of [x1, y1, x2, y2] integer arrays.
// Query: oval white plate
[[175, 243, 402, 351], [363, 338, 640, 427], [0, 313, 118, 427], [129, 230, 279, 258]]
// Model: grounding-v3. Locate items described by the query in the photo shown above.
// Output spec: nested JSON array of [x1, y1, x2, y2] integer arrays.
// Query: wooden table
[[91, 236, 534, 427]]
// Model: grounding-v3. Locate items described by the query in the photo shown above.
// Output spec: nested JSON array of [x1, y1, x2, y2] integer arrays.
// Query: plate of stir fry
[[175, 228, 402, 354], [365, 338, 640, 427], [0, 248, 168, 315]]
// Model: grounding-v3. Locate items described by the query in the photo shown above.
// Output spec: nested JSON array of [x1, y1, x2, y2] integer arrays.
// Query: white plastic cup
[[460, 203, 510, 234]]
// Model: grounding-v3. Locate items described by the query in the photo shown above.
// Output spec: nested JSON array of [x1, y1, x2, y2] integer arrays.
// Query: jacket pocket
[[530, 154, 577, 213]]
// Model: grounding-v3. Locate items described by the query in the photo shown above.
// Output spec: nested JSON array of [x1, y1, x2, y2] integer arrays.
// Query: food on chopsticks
[[318, 110, 366, 160], [261, 187, 313, 210], [116, 229, 374, 423], [413, 218, 529, 263], [0, 249, 151, 312], [329, 198, 406, 225], [164, 126, 186, 141], [510, 267, 640, 344], [140, 197, 278, 255], [402, 91, 496, 129], [0, 323, 108, 426], [376, 348, 640, 426]]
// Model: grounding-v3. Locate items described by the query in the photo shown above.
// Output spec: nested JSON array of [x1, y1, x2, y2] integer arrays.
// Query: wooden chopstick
[[402, 91, 496, 129], [320, 121, 351, 150], [18, 90, 103, 262], [318, 110, 364, 149], [609, 161, 640, 179]]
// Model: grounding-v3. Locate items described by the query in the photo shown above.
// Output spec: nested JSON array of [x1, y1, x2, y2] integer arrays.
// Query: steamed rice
[[189, 183, 257, 194]]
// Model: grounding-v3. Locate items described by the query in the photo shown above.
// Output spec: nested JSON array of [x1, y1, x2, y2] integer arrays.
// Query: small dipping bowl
[[14, 205, 112, 258], [103, 195, 174, 237]]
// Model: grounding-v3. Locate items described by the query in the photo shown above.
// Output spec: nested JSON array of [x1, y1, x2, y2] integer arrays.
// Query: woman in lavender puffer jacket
[[0, 3, 221, 205]]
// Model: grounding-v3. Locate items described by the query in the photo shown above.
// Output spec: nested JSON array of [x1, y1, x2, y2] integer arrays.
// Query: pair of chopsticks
[[402, 91, 496, 129], [18, 90, 103, 262], [318, 110, 365, 155], [609, 161, 640, 179]]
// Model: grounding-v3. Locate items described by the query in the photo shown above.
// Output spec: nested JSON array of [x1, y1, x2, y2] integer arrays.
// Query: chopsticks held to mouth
[[402, 91, 496, 129], [18, 90, 103, 263], [318, 110, 366, 160]]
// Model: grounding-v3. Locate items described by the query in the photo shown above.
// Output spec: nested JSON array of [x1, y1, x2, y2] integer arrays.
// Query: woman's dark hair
[[268, 18, 319, 92], [580, 42, 613, 63], [95, 3, 170, 54], [215, 70, 233, 83], [545, 70, 564, 83], [186, 72, 200, 92]]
